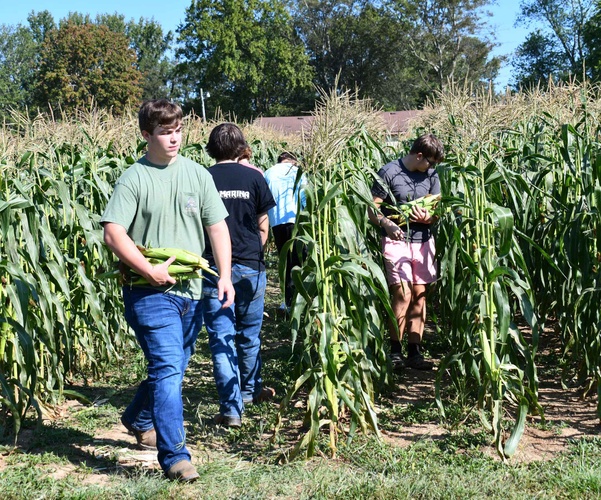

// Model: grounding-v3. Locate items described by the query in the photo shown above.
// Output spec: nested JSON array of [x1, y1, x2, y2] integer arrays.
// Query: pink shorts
[[382, 237, 437, 286]]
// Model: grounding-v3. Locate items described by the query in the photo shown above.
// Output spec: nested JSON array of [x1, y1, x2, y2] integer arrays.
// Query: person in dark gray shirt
[[369, 134, 444, 370]]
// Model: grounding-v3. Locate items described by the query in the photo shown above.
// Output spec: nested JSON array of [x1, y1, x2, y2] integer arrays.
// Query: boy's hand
[[217, 277, 235, 308], [145, 255, 177, 286], [410, 205, 433, 224]]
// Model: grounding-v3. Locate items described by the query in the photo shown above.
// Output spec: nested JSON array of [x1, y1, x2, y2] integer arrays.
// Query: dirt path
[[379, 353, 601, 462]]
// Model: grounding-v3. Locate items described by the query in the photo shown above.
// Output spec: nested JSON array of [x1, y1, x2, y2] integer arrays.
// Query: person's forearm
[[103, 223, 154, 278], [205, 220, 232, 280], [103, 222, 175, 285], [368, 206, 382, 226], [257, 213, 269, 247], [368, 197, 386, 227]]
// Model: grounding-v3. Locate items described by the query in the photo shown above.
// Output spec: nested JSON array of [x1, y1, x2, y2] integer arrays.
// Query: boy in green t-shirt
[[101, 99, 234, 482]]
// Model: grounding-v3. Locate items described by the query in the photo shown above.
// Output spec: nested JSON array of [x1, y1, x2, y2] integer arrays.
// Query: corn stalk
[[0, 146, 130, 437], [273, 88, 391, 459]]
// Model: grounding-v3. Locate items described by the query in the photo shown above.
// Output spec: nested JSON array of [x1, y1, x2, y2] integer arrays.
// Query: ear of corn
[[136, 245, 212, 268], [145, 259, 196, 274], [127, 269, 204, 286], [135, 246, 219, 277], [387, 193, 442, 221], [97, 246, 219, 284]]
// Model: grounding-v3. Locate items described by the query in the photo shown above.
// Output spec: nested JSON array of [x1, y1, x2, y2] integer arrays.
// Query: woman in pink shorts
[[369, 134, 444, 370]]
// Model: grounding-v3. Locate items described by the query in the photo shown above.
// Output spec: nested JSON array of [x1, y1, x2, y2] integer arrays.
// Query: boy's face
[[142, 121, 183, 164], [415, 152, 437, 172]]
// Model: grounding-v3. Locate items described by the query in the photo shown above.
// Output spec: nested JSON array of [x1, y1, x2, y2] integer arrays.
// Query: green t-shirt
[[101, 154, 228, 299]]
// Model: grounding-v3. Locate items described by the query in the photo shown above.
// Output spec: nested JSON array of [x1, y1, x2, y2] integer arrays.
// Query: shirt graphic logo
[[185, 196, 199, 216], [219, 190, 250, 200]]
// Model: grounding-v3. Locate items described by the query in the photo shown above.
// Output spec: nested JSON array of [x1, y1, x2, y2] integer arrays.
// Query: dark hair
[[277, 151, 297, 163], [206, 123, 248, 162], [410, 134, 444, 162], [138, 99, 183, 134]]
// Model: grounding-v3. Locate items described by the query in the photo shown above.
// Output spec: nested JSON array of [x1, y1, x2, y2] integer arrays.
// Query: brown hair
[[138, 99, 183, 135], [239, 145, 252, 161], [277, 151, 297, 163], [206, 123, 248, 162], [409, 134, 444, 162]]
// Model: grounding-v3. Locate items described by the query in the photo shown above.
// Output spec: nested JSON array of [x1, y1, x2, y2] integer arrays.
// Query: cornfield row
[[1, 83, 599, 460]]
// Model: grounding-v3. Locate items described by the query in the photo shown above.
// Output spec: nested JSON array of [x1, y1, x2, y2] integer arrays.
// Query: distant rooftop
[[253, 110, 421, 136]]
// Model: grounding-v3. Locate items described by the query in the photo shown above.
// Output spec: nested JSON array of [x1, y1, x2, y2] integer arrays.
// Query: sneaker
[[243, 386, 276, 405], [166, 460, 199, 483], [213, 413, 242, 428], [121, 416, 156, 450], [390, 352, 406, 371], [405, 353, 434, 370]]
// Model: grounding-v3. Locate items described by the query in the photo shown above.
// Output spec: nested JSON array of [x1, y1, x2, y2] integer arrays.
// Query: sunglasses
[[423, 156, 437, 167]]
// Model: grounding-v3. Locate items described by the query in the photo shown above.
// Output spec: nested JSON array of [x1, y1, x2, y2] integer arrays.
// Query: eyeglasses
[[423, 156, 436, 167]]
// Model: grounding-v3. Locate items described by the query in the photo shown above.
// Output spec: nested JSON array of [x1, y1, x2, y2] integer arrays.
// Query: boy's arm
[[368, 196, 404, 240], [257, 212, 269, 247], [205, 220, 235, 308], [103, 222, 176, 286]]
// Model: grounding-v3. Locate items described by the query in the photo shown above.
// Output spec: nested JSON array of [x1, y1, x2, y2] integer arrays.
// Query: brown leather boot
[[121, 417, 157, 450], [166, 460, 199, 483]]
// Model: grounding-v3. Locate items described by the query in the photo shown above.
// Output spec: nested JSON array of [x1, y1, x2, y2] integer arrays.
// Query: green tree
[[292, 0, 364, 91], [27, 9, 57, 44], [512, 29, 564, 87], [390, 0, 500, 93], [292, 0, 417, 109], [34, 22, 142, 114], [97, 13, 175, 100], [176, 0, 314, 119], [126, 18, 175, 100], [514, 0, 595, 87], [583, 2, 601, 81], [293, 0, 499, 110], [0, 25, 37, 115], [0, 11, 56, 117]]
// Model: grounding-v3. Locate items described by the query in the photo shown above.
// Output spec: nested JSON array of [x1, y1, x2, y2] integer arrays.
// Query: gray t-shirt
[[371, 159, 440, 242], [101, 154, 228, 299]]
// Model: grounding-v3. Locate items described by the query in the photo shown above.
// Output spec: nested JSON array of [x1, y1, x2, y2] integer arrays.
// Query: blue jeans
[[121, 286, 203, 472], [203, 264, 267, 418]]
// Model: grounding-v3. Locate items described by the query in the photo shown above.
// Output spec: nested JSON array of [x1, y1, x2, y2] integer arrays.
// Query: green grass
[[1, 256, 601, 498], [3, 436, 601, 499]]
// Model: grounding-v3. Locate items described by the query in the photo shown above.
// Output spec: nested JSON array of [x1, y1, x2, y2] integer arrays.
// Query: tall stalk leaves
[[428, 82, 600, 458], [273, 89, 391, 459], [0, 146, 131, 435], [435, 146, 540, 459]]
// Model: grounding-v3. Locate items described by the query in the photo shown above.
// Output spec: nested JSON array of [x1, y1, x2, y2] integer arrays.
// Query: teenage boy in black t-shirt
[[202, 123, 277, 427]]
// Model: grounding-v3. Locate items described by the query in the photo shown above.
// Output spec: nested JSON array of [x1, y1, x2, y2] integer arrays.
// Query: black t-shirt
[[204, 162, 276, 270], [371, 159, 440, 242]]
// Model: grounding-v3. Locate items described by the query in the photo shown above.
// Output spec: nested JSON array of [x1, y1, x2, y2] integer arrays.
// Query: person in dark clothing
[[202, 123, 277, 428]]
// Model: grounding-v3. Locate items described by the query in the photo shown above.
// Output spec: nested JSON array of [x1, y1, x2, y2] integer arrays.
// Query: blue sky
[[2, 0, 536, 89]]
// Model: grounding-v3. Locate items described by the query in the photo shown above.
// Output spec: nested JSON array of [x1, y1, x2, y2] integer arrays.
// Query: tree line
[[1, 0, 600, 121]]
